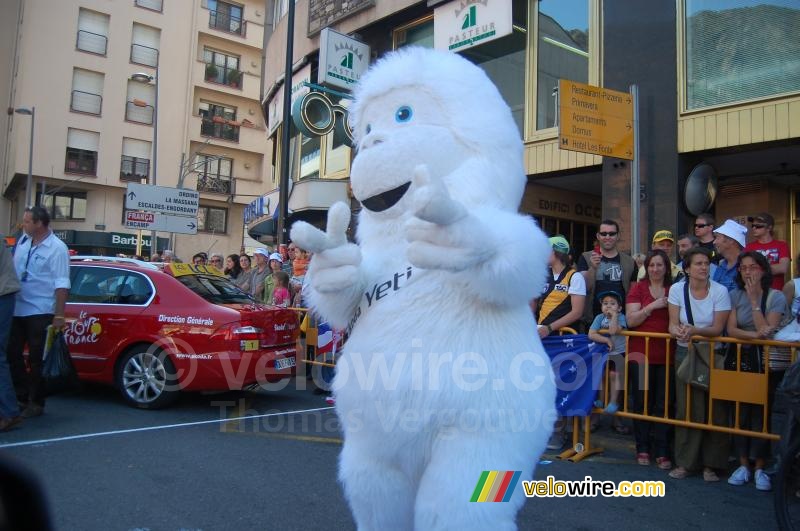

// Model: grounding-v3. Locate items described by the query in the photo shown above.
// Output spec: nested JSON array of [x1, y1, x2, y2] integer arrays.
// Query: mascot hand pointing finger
[[291, 46, 555, 531]]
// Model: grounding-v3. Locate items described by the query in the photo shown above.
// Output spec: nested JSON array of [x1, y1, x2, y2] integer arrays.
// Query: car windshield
[[176, 274, 256, 305]]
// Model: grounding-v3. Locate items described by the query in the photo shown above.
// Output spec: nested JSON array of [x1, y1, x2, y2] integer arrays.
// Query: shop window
[[393, 16, 434, 49], [461, 1, 529, 135], [323, 129, 349, 177], [683, 0, 800, 110], [282, 122, 351, 183], [295, 135, 320, 180], [535, 0, 591, 132], [40, 191, 87, 221], [197, 205, 227, 233]]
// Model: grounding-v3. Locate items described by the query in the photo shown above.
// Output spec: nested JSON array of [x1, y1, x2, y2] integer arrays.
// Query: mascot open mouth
[[360, 181, 411, 212]]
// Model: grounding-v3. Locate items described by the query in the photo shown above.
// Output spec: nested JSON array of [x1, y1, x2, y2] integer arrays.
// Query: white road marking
[[0, 406, 335, 449]]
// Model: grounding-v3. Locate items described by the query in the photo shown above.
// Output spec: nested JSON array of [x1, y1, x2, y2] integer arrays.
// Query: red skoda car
[[65, 258, 299, 409]]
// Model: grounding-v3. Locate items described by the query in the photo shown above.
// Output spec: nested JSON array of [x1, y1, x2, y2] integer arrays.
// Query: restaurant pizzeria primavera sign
[[434, 0, 513, 53]]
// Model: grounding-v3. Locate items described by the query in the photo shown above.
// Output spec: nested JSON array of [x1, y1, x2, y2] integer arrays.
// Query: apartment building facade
[[256, 0, 799, 267], [1, 0, 271, 259]]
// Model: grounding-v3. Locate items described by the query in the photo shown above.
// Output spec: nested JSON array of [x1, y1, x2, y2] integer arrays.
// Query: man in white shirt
[[7, 207, 71, 418]]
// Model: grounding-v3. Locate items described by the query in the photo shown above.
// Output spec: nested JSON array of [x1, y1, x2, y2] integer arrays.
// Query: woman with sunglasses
[[725, 251, 788, 491]]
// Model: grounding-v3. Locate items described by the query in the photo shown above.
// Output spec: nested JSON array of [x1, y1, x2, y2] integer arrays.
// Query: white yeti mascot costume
[[291, 47, 555, 530]]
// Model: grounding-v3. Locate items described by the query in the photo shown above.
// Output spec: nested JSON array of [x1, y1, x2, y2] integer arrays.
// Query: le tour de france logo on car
[[63, 311, 102, 345]]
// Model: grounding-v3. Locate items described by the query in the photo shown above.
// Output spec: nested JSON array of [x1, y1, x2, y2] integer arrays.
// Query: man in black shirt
[[577, 219, 638, 328]]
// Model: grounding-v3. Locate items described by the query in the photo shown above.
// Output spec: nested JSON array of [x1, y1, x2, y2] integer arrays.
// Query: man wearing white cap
[[712, 219, 748, 292]]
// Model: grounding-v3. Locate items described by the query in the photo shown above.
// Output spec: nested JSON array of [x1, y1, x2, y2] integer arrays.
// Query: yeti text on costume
[[364, 266, 413, 307], [347, 266, 415, 336]]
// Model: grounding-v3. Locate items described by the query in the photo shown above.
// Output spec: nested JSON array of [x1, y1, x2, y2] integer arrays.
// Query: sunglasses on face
[[739, 265, 762, 272], [598, 231, 618, 237], [751, 223, 766, 229], [694, 223, 710, 228]]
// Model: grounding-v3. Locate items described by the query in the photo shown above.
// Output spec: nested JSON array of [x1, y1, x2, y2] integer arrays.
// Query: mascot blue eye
[[395, 106, 413, 123], [365, 124, 372, 134]]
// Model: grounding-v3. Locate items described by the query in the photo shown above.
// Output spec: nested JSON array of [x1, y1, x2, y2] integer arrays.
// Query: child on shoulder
[[588, 291, 628, 422]]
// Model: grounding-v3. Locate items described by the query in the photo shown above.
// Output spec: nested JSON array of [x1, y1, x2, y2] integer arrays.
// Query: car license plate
[[275, 356, 296, 370], [241, 340, 259, 352]]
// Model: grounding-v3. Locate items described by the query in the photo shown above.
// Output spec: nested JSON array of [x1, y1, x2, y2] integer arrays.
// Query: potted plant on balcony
[[227, 69, 242, 88], [205, 63, 219, 81]]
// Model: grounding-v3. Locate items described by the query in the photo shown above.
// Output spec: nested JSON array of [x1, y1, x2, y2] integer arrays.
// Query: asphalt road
[[0, 378, 779, 531]]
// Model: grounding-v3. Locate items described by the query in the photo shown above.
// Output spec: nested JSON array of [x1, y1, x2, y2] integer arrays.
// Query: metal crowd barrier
[[286, 312, 799, 460], [591, 330, 800, 444], [289, 307, 339, 369]]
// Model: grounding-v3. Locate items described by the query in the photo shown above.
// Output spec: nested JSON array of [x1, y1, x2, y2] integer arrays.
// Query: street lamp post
[[11, 107, 35, 207], [131, 68, 158, 257]]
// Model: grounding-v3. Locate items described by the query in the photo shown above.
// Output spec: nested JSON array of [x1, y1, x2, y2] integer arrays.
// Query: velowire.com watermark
[[470, 472, 665, 502], [522, 475, 665, 498]]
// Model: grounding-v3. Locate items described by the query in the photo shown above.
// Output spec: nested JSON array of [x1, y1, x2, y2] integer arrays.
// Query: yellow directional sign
[[558, 79, 635, 160]]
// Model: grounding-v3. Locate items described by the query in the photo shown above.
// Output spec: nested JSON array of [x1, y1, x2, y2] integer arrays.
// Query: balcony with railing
[[135, 0, 163, 11], [76, 30, 107, 55], [70, 90, 102, 115], [125, 100, 154, 125], [197, 174, 232, 195], [120, 155, 150, 182], [190, 114, 264, 153], [209, 10, 245, 36], [204, 63, 242, 89], [130, 43, 159, 68], [200, 117, 240, 142]]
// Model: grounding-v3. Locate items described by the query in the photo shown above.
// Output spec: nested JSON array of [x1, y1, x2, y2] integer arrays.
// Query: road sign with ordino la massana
[[124, 211, 198, 234], [125, 183, 199, 217], [558, 79, 635, 160]]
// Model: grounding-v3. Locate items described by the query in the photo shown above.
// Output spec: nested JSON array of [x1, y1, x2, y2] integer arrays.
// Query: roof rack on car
[[69, 256, 160, 270]]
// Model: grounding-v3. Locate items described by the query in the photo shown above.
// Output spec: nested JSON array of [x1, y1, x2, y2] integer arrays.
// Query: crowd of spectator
[[533, 212, 800, 490], [115, 242, 313, 309]]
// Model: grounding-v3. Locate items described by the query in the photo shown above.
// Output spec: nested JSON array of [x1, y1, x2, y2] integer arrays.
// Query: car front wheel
[[115, 347, 178, 409]]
